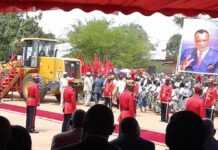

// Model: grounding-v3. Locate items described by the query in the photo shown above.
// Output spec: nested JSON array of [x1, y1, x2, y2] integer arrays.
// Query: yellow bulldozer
[[0, 38, 82, 102]]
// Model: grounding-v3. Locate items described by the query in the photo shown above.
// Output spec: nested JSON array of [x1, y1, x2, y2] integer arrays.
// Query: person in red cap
[[118, 80, 136, 123], [185, 84, 205, 118], [26, 74, 40, 133], [61, 79, 77, 132], [159, 78, 172, 122], [204, 79, 218, 120]]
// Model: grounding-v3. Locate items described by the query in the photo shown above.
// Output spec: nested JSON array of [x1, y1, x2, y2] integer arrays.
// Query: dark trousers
[[26, 106, 36, 131], [94, 93, 101, 104], [205, 108, 214, 120], [161, 103, 169, 122], [62, 114, 72, 132], [104, 97, 112, 109]]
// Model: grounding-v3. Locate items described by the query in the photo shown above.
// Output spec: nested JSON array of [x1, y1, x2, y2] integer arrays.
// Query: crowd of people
[[79, 71, 218, 121], [54, 70, 218, 134], [1, 70, 217, 150]]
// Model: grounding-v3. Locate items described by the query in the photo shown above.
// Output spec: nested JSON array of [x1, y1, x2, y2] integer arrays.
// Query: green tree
[[173, 16, 184, 28], [0, 13, 54, 61], [166, 34, 182, 60], [165, 16, 184, 60], [68, 20, 153, 68]]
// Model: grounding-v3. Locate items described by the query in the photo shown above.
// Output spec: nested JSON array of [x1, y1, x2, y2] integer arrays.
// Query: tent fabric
[[1, 0, 218, 17]]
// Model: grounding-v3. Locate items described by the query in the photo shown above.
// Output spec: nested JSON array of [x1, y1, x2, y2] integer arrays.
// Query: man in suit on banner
[[180, 29, 218, 73]]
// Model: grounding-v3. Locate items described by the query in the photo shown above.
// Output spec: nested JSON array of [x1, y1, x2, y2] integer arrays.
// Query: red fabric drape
[[1, 1, 218, 17]]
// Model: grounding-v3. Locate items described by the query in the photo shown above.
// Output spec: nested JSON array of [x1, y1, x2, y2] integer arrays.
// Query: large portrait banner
[[177, 19, 218, 75]]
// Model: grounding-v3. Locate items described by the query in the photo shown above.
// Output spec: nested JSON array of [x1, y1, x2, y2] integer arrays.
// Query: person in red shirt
[[185, 84, 205, 118], [62, 79, 77, 132], [204, 79, 217, 120], [159, 78, 172, 122], [103, 75, 115, 109], [118, 80, 136, 123], [26, 74, 40, 133]]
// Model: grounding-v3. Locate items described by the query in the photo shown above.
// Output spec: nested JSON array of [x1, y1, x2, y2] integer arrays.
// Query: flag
[[92, 53, 101, 74], [78, 56, 86, 75], [104, 59, 114, 76]]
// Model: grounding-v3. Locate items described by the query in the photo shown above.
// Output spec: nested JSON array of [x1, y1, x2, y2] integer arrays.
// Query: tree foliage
[[166, 34, 182, 60], [0, 13, 54, 61], [173, 16, 184, 28], [68, 20, 153, 68], [165, 16, 184, 60]]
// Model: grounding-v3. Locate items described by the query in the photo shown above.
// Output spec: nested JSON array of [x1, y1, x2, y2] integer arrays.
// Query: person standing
[[118, 80, 136, 123], [83, 72, 93, 106], [133, 77, 140, 103], [26, 74, 40, 133], [103, 75, 115, 109], [159, 78, 172, 122], [62, 79, 77, 132], [112, 76, 119, 108], [204, 79, 217, 120], [138, 87, 147, 112], [185, 84, 205, 118], [116, 75, 126, 108], [92, 74, 104, 104], [60, 72, 68, 107]]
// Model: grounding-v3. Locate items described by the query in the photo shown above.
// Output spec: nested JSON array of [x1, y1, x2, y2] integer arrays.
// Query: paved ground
[[1, 94, 218, 150]]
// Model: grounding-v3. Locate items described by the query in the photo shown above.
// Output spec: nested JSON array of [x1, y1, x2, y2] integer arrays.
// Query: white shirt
[[83, 76, 92, 92]]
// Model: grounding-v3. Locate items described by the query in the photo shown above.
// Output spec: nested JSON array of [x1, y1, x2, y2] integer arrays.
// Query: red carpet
[[0, 103, 63, 121], [0, 103, 165, 143]]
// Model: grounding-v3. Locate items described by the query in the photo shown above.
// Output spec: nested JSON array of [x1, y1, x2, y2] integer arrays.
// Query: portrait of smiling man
[[179, 28, 218, 74]]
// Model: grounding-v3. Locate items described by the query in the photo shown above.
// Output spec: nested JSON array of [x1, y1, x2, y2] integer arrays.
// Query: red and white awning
[[0, 0, 218, 17]]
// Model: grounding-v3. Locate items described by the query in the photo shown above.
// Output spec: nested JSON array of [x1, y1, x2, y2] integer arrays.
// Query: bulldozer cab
[[63, 58, 81, 79], [21, 38, 57, 68]]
